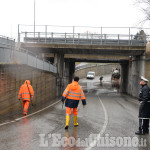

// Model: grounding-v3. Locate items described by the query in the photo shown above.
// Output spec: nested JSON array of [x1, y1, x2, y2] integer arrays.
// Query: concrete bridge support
[[69, 61, 75, 83], [120, 62, 129, 94], [64, 60, 75, 85], [54, 53, 64, 96], [64, 61, 70, 85], [121, 55, 145, 97], [121, 42, 150, 98], [145, 41, 150, 86]]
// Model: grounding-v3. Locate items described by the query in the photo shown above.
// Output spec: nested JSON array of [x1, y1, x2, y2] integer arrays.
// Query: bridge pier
[[123, 55, 145, 97], [145, 41, 150, 86], [126, 42, 150, 98], [53, 54, 76, 96], [64, 60, 75, 84], [121, 41, 150, 98], [54, 53, 64, 96], [69, 61, 75, 83], [64, 61, 69, 85], [120, 62, 129, 94]]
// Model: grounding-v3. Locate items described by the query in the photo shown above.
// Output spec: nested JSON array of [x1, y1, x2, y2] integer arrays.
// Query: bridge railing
[[0, 37, 57, 73], [18, 25, 150, 46], [21, 32, 149, 46], [0, 35, 15, 48]]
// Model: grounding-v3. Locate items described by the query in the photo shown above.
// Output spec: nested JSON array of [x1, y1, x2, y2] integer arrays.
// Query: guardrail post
[[118, 34, 120, 45], [45, 25, 47, 43], [78, 33, 80, 44], [51, 32, 53, 43], [91, 34, 93, 44], [73, 26, 74, 44], [104, 34, 106, 44], [25, 32, 27, 39], [38, 32, 40, 42], [18, 24, 20, 42], [128, 27, 130, 45], [101, 27, 103, 44], [131, 35, 133, 45], [65, 33, 66, 43]]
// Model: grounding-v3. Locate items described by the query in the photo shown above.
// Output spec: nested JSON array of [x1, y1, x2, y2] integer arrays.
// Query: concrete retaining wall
[[0, 64, 57, 119], [125, 41, 150, 98], [145, 41, 150, 87], [75, 64, 120, 79], [126, 56, 145, 97]]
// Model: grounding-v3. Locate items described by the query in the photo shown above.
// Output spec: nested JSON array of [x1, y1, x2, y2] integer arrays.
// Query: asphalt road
[[0, 74, 149, 150]]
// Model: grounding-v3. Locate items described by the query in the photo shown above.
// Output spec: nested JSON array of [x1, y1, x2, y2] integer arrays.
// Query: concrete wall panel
[[0, 64, 57, 119]]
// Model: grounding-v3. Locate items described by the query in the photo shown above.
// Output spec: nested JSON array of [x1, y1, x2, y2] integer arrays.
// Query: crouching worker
[[61, 76, 86, 129], [18, 80, 34, 116]]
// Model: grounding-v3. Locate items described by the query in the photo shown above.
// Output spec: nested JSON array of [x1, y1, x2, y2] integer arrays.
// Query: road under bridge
[[0, 75, 149, 150], [21, 40, 149, 98], [1, 27, 150, 149]]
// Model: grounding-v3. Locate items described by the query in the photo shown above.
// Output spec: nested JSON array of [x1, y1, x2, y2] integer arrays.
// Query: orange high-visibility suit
[[18, 80, 34, 115], [61, 76, 86, 129]]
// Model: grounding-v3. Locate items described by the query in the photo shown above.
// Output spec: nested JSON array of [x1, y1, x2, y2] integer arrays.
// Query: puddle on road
[[87, 82, 96, 88], [82, 79, 120, 95], [80, 75, 120, 96], [95, 88, 119, 95]]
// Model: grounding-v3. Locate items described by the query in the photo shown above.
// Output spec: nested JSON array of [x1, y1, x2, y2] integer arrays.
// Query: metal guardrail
[[0, 37, 57, 73], [75, 64, 100, 71], [0, 35, 15, 48], [22, 32, 148, 46], [18, 25, 150, 46]]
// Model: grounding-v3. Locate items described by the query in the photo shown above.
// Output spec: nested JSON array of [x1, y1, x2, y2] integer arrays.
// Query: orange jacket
[[63, 81, 86, 100], [18, 80, 34, 101]]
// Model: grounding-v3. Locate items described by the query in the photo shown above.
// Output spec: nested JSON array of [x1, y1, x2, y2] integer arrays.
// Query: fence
[[18, 25, 150, 46], [0, 36, 57, 73], [0, 35, 15, 48], [22, 32, 148, 46]]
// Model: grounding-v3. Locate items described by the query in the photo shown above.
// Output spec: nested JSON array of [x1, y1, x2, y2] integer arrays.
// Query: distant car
[[87, 71, 95, 79]]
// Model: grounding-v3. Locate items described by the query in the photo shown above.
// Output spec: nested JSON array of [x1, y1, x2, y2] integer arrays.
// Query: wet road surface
[[0, 74, 150, 150]]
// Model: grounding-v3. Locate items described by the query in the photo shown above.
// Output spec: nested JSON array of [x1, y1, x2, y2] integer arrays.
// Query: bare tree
[[136, 0, 150, 23], [133, 29, 146, 40]]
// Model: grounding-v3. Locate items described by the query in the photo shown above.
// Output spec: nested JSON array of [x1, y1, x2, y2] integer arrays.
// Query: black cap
[[74, 76, 79, 82]]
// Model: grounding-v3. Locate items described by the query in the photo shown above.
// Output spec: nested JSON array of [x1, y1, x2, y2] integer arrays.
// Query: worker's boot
[[74, 116, 79, 127], [64, 115, 70, 130], [135, 130, 145, 135]]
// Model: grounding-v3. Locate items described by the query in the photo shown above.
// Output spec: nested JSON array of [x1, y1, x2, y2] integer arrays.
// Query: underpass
[[0, 74, 149, 150], [1, 26, 150, 149]]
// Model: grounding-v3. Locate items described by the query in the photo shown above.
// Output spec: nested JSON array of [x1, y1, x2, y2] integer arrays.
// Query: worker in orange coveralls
[[61, 76, 86, 129], [18, 80, 34, 116]]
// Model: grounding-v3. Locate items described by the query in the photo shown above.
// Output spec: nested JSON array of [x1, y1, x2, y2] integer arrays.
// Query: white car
[[87, 71, 95, 79]]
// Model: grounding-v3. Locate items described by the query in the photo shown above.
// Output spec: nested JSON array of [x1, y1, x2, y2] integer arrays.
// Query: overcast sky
[[0, 0, 149, 40]]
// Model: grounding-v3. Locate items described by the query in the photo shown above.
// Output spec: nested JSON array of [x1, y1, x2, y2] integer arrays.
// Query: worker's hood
[[24, 80, 30, 85], [70, 81, 79, 90]]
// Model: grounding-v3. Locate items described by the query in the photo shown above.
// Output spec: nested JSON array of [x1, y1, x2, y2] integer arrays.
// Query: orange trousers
[[66, 107, 77, 116], [23, 101, 30, 115]]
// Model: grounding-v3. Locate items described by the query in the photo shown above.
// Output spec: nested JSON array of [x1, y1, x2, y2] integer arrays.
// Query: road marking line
[[0, 100, 61, 127], [85, 96, 108, 150]]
